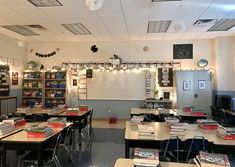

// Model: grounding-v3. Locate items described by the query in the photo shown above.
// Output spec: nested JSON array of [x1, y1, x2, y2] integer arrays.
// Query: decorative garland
[[30, 48, 60, 58]]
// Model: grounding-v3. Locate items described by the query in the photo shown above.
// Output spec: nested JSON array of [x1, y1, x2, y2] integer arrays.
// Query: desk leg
[[125, 140, 130, 158], [2, 144, 6, 167], [38, 147, 43, 167], [79, 123, 82, 150]]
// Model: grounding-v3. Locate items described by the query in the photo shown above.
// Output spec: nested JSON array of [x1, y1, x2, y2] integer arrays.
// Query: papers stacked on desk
[[0, 122, 15, 135], [170, 123, 188, 136], [133, 148, 159, 167], [197, 119, 218, 130], [130, 116, 144, 125], [47, 117, 67, 128], [25, 125, 53, 138], [3, 117, 26, 128], [194, 151, 231, 167], [164, 116, 180, 126], [138, 124, 155, 139], [217, 125, 235, 140]]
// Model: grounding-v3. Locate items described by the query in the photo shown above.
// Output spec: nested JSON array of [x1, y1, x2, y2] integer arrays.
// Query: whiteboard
[[86, 71, 146, 100]]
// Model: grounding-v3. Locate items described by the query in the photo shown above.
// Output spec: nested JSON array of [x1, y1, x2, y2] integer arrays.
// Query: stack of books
[[66, 108, 79, 115], [0, 122, 15, 135], [138, 124, 155, 139], [130, 115, 144, 125], [17, 107, 31, 114], [133, 148, 159, 167], [197, 119, 218, 130], [164, 116, 180, 126], [217, 125, 235, 140], [170, 123, 188, 136], [3, 117, 26, 128], [194, 151, 231, 167], [47, 117, 67, 128], [26, 125, 53, 138]]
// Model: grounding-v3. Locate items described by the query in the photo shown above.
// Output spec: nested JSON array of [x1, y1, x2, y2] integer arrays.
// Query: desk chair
[[159, 136, 182, 162], [184, 136, 209, 163], [218, 108, 233, 127], [61, 126, 73, 161], [23, 133, 63, 167], [81, 108, 94, 145]]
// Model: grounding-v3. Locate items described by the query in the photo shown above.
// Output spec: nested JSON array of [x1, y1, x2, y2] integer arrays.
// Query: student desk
[[114, 158, 196, 167], [173, 109, 207, 122], [124, 121, 235, 158], [1, 122, 69, 167], [24, 107, 65, 116]]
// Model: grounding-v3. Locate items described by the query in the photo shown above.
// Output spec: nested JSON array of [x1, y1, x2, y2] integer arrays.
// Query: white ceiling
[[0, 0, 235, 42]]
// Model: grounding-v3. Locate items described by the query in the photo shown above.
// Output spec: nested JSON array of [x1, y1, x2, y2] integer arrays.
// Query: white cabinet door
[[176, 70, 212, 117]]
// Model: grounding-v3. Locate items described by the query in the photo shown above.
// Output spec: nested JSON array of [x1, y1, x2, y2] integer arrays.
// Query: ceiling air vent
[[208, 19, 235, 31], [27, 0, 62, 7], [194, 19, 218, 27], [2, 25, 39, 36], [24, 25, 47, 31], [147, 21, 171, 33]]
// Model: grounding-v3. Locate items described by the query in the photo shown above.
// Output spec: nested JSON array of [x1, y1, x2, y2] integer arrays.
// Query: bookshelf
[[78, 70, 87, 99], [22, 71, 43, 106], [44, 71, 66, 107], [0, 65, 10, 96]]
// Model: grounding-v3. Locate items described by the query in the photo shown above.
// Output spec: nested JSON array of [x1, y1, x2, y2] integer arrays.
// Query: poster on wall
[[12, 72, 18, 85], [183, 81, 191, 91], [173, 44, 193, 59], [158, 68, 173, 87]]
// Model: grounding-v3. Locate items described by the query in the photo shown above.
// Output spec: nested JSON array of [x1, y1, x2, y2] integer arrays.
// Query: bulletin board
[[86, 71, 147, 100]]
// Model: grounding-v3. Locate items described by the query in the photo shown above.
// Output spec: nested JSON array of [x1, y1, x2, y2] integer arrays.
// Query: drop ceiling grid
[[0, 0, 33, 8], [167, 0, 214, 33]]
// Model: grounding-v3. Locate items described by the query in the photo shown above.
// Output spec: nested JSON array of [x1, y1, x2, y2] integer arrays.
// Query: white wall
[[0, 33, 28, 106], [27, 39, 214, 69], [215, 37, 235, 91]]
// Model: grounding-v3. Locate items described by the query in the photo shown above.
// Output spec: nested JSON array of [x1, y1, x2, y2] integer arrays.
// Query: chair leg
[[54, 155, 62, 167]]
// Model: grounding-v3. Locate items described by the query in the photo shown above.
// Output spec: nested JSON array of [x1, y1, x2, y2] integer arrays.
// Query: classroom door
[[176, 70, 212, 117]]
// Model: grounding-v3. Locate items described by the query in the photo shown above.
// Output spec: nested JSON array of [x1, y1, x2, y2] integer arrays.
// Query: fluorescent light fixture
[[2, 25, 39, 36], [147, 21, 171, 33], [61, 23, 91, 35], [27, 0, 62, 7], [208, 19, 235, 31], [152, 0, 181, 2]]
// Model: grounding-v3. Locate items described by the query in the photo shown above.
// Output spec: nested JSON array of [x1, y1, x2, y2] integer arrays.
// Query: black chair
[[184, 136, 209, 163], [218, 108, 233, 127], [61, 126, 73, 161], [81, 108, 94, 145], [159, 136, 182, 162], [23, 133, 63, 167]]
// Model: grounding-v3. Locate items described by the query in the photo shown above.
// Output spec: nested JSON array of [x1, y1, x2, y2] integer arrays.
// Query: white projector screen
[[86, 71, 146, 100]]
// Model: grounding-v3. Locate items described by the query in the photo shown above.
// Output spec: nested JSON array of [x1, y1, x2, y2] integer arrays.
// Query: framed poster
[[12, 72, 18, 85], [183, 81, 191, 91], [198, 80, 206, 90], [173, 44, 193, 59]]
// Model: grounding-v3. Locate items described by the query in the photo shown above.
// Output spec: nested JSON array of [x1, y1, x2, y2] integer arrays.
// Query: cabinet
[[0, 96, 17, 115], [45, 71, 66, 107], [22, 71, 43, 106], [176, 70, 212, 116], [0, 65, 10, 96]]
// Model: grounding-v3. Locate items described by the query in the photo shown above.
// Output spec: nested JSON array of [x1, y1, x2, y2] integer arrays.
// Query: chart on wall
[[86, 71, 147, 100]]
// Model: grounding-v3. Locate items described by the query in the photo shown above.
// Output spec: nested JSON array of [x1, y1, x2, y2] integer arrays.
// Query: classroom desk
[[131, 108, 175, 116], [114, 158, 196, 167], [56, 109, 91, 149], [1, 122, 69, 167], [124, 121, 235, 158], [24, 107, 65, 116]]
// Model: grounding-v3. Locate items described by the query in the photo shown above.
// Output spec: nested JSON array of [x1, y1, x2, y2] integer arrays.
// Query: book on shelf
[[133, 148, 159, 167], [194, 151, 231, 167]]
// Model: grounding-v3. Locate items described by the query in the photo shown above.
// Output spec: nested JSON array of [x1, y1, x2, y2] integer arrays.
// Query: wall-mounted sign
[[12, 72, 18, 85], [173, 44, 193, 59], [158, 68, 173, 87]]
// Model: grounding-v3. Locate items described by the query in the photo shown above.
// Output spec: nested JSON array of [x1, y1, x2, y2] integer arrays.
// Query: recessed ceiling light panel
[[61, 23, 91, 35], [152, 0, 181, 2], [208, 19, 235, 31], [27, 0, 62, 7], [2, 25, 39, 36], [147, 21, 171, 33]]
